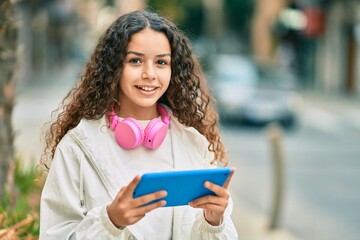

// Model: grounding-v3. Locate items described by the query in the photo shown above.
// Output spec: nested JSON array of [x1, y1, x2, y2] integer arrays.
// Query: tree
[[0, 0, 18, 200]]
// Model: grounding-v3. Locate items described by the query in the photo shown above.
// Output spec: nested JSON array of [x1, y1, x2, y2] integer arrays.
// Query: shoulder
[[68, 116, 109, 141], [168, 111, 208, 146], [55, 117, 109, 157], [166, 107, 214, 164]]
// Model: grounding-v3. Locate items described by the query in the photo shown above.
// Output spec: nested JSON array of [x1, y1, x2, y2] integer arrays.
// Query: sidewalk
[[299, 90, 360, 134], [231, 196, 301, 240]]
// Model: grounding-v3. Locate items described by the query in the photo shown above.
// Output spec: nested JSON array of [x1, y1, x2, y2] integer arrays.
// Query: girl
[[40, 10, 238, 239]]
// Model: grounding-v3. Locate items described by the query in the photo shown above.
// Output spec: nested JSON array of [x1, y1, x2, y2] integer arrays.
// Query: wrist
[[106, 204, 126, 229], [204, 210, 223, 226]]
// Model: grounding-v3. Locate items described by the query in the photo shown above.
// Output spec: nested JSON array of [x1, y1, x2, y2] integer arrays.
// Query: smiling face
[[118, 28, 171, 119]]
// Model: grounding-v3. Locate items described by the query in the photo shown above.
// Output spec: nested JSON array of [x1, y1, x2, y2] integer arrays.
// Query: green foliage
[[0, 158, 42, 238], [147, 0, 254, 40], [224, 0, 255, 37], [147, 0, 204, 38], [14, 160, 39, 195]]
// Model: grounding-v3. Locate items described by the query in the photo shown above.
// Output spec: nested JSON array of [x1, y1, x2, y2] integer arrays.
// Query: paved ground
[[300, 90, 360, 135], [12, 63, 360, 239]]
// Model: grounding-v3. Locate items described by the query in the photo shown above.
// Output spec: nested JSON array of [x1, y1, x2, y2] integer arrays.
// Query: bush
[[0, 158, 44, 239]]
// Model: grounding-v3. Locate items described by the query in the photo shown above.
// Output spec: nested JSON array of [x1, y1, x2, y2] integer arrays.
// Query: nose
[[142, 63, 157, 80]]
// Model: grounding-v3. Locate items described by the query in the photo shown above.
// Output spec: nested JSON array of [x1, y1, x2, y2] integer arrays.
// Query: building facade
[[316, 0, 360, 95]]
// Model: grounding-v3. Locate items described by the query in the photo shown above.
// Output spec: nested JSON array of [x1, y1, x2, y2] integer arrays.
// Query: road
[[223, 114, 360, 240]]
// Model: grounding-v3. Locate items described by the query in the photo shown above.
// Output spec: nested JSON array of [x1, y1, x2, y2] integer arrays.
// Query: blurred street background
[[1, 0, 360, 239]]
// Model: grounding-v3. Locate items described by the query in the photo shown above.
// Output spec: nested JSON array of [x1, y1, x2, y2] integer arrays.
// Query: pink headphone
[[109, 104, 170, 150]]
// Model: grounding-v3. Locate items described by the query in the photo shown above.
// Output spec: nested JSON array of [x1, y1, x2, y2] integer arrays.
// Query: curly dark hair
[[41, 10, 228, 169]]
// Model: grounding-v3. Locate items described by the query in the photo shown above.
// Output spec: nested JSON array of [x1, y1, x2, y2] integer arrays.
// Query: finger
[[141, 199, 167, 213], [124, 175, 142, 197], [133, 190, 167, 207], [204, 181, 229, 198], [108, 197, 166, 227], [116, 210, 147, 226], [222, 167, 236, 189], [114, 186, 126, 200], [193, 203, 224, 214], [190, 195, 225, 208], [132, 199, 167, 217]]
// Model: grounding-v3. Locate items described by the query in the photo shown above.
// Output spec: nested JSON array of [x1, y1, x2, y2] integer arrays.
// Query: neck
[[117, 104, 158, 120]]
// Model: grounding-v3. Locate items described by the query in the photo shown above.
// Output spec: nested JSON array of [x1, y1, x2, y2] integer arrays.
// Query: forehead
[[127, 28, 171, 54]]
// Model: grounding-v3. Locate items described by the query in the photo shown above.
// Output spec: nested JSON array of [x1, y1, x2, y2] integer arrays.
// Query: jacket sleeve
[[190, 197, 239, 240], [39, 135, 135, 240]]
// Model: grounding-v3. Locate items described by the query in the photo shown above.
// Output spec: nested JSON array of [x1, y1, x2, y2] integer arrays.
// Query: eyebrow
[[127, 51, 171, 58]]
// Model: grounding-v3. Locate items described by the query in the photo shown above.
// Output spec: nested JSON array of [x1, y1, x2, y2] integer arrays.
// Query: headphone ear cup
[[144, 118, 168, 149], [115, 118, 144, 149]]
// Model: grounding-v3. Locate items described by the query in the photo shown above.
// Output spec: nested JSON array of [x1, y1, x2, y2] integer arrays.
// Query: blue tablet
[[133, 168, 231, 207]]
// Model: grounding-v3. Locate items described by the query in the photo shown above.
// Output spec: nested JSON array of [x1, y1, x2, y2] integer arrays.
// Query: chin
[[135, 100, 160, 108]]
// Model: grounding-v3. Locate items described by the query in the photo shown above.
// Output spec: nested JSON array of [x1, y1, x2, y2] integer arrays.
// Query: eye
[[157, 60, 168, 66], [129, 58, 141, 64]]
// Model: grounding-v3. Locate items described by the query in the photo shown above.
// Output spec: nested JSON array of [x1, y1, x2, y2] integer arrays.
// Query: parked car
[[208, 54, 303, 128]]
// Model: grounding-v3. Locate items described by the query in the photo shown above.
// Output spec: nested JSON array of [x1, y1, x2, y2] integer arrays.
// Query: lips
[[135, 85, 158, 92]]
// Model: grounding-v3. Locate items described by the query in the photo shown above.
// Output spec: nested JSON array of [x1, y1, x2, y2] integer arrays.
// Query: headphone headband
[[157, 104, 170, 125]]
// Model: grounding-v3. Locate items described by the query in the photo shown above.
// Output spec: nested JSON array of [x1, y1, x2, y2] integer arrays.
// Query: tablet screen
[[133, 168, 231, 207]]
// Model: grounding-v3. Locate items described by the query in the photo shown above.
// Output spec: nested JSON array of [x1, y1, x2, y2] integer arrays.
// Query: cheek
[[119, 68, 139, 88], [119, 75, 133, 94], [122, 66, 140, 80], [160, 70, 172, 87]]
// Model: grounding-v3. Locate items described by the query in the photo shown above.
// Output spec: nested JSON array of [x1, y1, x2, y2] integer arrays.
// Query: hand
[[107, 175, 167, 228], [189, 167, 235, 226]]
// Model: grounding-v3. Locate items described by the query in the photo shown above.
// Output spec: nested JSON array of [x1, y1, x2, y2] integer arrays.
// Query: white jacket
[[40, 112, 238, 240]]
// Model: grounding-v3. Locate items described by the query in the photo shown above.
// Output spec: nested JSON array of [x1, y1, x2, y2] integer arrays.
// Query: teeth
[[137, 86, 156, 91]]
